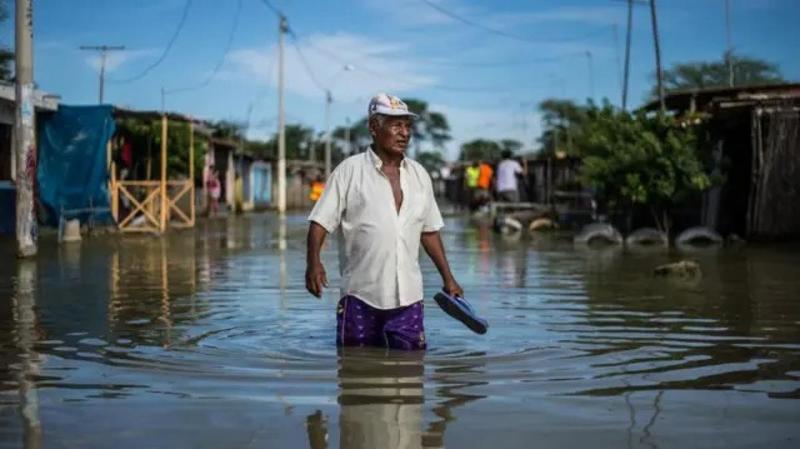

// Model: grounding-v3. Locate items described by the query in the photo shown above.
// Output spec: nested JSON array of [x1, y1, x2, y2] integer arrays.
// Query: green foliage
[[537, 98, 591, 156], [332, 117, 370, 153], [459, 139, 503, 161], [655, 52, 785, 96], [402, 98, 451, 152], [264, 124, 315, 160], [578, 105, 711, 232], [212, 120, 246, 140], [116, 117, 207, 180], [500, 139, 523, 154], [417, 151, 445, 175]]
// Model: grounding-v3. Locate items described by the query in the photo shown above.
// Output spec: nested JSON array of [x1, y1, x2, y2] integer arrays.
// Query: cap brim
[[371, 107, 418, 118]]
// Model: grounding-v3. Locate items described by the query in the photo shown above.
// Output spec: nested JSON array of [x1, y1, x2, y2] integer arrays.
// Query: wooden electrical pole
[[79, 45, 125, 104], [649, 0, 666, 113], [623, 0, 633, 110]]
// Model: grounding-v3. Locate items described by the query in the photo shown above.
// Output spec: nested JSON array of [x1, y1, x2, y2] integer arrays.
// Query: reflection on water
[[0, 212, 799, 449]]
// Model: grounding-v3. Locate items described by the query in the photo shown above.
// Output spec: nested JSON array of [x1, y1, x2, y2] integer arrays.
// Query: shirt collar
[[368, 145, 407, 170]]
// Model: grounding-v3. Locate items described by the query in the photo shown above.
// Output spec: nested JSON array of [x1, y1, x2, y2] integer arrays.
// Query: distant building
[[0, 82, 60, 235]]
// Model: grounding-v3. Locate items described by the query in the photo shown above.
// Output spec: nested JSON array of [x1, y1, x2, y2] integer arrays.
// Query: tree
[[332, 117, 371, 155], [500, 139, 523, 154], [537, 99, 590, 156], [655, 52, 785, 95], [116, 117, 207, 180], [212, 120, 246, 141], [459, 139, 503, 161], [263, 124, 326, 161], [0, 0, 12, 81], [579, 105, 712, 234], [402, 98, 451, 155], [417, 151, 445, 175]]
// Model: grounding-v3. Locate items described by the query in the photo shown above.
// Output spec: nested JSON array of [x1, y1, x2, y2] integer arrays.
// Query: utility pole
[[649, 0, 666, 113], [324, 90, 332, 179], [585, 51, 595, 101], [79, 45, 125, 104], [623, 0, 633, 110], [276, 16, 288, 213], [15, 0, 37, 258], [724, 0, 734, 87], [613, 24, 623, 101]]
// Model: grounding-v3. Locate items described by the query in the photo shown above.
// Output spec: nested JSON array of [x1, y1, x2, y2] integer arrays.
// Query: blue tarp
[[0, 181, 14, 235], [37, 105, 116, 226]]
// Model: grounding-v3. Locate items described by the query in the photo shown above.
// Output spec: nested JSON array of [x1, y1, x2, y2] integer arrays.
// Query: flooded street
[[1, 212, 799, 449]]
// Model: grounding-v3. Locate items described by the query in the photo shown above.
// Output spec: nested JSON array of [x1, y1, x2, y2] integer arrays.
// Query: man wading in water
[[305, 93, 463, 350]]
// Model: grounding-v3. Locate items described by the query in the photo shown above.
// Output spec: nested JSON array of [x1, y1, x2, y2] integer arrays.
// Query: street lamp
[[325, 64, 355, 179]]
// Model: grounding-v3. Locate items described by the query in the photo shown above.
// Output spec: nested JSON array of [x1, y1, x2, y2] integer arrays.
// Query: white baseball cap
[[368, 93, 418, 118]]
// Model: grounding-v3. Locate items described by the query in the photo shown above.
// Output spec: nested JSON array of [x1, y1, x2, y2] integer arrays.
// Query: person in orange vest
[[476, 160, 493, 202], [309, 175, 325, 202]]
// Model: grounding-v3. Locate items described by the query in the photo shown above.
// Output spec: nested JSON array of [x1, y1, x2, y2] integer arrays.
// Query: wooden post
[[189, 121, 195, 226], [107, 139, 118, 222], [160, 114, 168, 232]]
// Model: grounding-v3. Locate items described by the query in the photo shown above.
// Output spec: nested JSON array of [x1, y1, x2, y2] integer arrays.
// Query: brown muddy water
[[1, 213, 799, 449]]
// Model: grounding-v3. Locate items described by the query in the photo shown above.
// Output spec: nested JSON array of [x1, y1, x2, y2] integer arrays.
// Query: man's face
[[371, 115, 412, 156]]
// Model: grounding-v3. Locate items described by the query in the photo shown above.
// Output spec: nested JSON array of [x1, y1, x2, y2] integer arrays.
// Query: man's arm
[[306, 221, 329, 298], [421, 231, 464, 297]]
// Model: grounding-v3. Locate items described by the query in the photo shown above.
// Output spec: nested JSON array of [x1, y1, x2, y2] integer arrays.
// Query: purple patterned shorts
[[336, 296, 426, 350]]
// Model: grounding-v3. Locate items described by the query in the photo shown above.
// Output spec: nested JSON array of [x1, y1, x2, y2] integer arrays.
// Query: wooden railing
[[110, 179, 195, 233], [113, 180, 163, 233], [166, 180, 194, 228], [107, 116, 196, 234]]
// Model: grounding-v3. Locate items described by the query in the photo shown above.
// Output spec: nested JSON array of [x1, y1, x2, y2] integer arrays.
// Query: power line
[[419, 52, 589, 68], [419, 0, 609, 45], [110, 0, 193, 83], [258, 0, 283, 19], [288, 34, 327, 94], [164, 0, 242, 95]]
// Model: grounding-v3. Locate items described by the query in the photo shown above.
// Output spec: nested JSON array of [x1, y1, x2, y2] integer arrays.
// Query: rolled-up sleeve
[[308, 168, 344, 233]]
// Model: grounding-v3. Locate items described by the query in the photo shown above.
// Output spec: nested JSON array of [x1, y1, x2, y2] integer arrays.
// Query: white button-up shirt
[[308, 148, 444, 310]]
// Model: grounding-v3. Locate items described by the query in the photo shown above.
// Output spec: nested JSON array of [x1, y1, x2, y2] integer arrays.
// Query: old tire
[[626, 227, 668, 246], [675, 226, 723, 246], [574, 223, 623, 245]]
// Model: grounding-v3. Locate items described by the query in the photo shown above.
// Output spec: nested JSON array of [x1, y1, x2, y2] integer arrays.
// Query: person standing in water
[[305, 93, 463, 350]]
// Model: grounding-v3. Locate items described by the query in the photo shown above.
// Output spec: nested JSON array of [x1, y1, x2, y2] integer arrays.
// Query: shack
[[0, 82, 59, 235], [644, 83, 800, 239]]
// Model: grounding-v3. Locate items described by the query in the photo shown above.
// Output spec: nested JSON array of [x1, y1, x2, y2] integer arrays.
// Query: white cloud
[[84, 49, 156, 73], [226, 32, 437, 102]]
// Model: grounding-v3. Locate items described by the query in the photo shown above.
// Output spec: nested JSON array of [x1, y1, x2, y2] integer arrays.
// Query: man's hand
[[306, 222, 329, 298], [443, 277, 464, 298], [306, 262, 328, 298]]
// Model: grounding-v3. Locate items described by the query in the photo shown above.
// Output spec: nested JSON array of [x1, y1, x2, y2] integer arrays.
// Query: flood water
[[1, 212, 799, 449]]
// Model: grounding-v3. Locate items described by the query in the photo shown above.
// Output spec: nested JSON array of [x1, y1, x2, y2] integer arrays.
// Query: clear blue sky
[[3, 0, 798, 159]]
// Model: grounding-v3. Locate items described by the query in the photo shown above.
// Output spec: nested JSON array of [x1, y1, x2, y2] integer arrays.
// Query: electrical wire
[[420, 52, 587, 68], [258, 0, 283, 19], [110, 0, 193, 83], [164, 0, 243, 94], [288, 35, 328, 94], [419, 0, 609, 45]]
